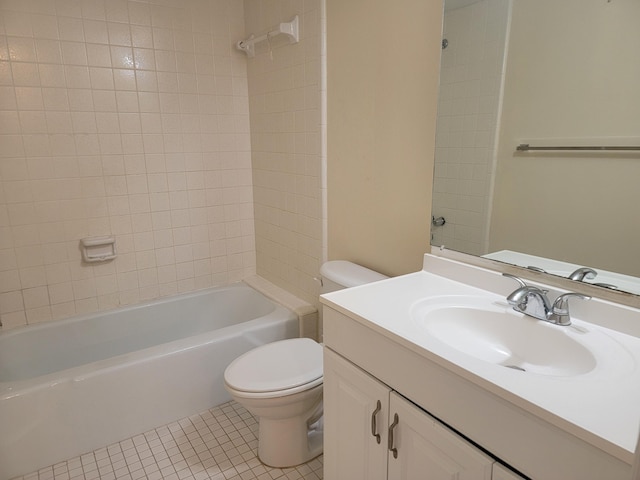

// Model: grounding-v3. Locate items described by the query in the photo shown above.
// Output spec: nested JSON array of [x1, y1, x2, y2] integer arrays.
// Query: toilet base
[[257, 409, 324, 468], [223, 340, 324, 469]]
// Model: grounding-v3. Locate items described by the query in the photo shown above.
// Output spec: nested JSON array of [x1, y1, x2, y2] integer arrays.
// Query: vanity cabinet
[[324, 347, 388, 480], [320, 256, 640, 479], [321, 299, 633, 480], [324, 348, 524, 480]]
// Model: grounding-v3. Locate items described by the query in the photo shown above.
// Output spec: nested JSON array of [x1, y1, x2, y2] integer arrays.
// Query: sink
[[411, 295, 597, 376]]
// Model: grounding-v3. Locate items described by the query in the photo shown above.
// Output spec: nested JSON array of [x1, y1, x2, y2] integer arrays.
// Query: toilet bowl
[[223, 261, 388, 468], [224, 338, 323, 467]]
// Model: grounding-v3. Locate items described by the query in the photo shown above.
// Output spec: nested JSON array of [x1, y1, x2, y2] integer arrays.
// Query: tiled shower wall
[[0, 0, 256, 328], [431, 0, 510, 255], [244, 0, 324, 307]]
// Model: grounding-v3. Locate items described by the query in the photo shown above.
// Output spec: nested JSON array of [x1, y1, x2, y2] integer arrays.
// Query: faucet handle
[[552, 292, 591, 313], [502, 273, 548, 296], [502, 273, 527, 288], [526, 265, 548, 273], [551, 292, 591, 325]]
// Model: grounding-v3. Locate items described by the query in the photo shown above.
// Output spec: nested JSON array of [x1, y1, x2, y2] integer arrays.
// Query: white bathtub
[[0, 282, 299, 480]]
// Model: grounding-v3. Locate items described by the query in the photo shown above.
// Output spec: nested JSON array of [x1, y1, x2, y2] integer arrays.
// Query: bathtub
[[0, 282, 300, 480]]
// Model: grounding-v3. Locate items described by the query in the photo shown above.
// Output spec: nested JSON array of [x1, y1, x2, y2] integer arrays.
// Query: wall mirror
[[431, 0, 640, 296]]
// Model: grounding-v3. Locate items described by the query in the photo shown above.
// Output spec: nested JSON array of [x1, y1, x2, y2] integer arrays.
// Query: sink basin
[[411, 295, 597, 376]]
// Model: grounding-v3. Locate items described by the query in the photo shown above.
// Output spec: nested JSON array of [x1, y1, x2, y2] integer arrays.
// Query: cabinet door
[[324, 348, 390, 480], [387, 392, 493, 480], [493, 464, 526, 480]]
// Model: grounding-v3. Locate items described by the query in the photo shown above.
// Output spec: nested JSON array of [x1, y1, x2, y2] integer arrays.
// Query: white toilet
[[223, 261, 388, 467]]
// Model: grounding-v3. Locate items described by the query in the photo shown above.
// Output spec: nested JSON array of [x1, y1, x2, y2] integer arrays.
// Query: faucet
[[568, 267, 597, 282], [502, 273, 591, 326], [567, 267, 621, 290]]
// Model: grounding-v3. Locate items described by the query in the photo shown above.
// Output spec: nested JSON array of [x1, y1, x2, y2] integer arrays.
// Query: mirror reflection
[[431, 0, 640, 295]]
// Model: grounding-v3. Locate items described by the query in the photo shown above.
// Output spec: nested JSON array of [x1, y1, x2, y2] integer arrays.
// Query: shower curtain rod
[[516, 143, 640, 151], [236, 16, 299, 58]]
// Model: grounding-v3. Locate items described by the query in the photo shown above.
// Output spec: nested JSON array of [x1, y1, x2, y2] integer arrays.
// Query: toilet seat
[[224, 338, 323, 398]]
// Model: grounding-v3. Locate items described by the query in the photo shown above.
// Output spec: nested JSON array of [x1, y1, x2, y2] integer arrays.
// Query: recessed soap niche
[[80, 236, 117, 263]]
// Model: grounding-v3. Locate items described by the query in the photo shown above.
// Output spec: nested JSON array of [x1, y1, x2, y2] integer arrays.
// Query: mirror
[[431, 0, 640, 295]]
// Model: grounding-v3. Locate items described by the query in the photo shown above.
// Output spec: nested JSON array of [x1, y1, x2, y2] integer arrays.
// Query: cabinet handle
[[388, 413, 399, 459], [371, 400, 382, 444]]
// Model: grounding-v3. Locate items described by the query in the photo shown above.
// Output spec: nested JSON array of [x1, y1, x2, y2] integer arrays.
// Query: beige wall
[[0, 0, 255, 328], [489, 0, 640, 276], [326, 0, 442, 277], [244, 0, 324, 308]]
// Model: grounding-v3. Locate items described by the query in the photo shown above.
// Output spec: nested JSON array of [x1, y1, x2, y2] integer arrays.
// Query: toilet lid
[[224, 338, 323, 393]]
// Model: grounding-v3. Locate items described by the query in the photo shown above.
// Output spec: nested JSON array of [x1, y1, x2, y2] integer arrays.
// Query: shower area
[[430, 0, 510, 256], [0, 0, 325, 330]]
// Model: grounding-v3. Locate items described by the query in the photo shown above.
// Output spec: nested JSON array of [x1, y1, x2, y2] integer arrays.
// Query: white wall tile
[[31, 14, 60, 39], [245, 0, 323, 308], [0, 0, 258, 328]]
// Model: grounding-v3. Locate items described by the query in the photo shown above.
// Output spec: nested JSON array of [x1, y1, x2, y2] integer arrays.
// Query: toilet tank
[[319, 260, 388, 294]]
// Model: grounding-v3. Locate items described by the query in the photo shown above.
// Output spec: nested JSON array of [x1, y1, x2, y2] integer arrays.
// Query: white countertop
[[321, 256, 640, 463]]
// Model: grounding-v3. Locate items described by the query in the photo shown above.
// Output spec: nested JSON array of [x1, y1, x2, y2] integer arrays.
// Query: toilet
[[223, 261, 388, 467]]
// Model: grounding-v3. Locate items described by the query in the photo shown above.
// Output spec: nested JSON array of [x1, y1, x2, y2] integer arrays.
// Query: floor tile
[[13, 402, 323, 480]]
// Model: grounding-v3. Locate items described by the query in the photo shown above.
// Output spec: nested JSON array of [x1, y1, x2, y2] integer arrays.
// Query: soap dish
[[80, 236, 116, 263]]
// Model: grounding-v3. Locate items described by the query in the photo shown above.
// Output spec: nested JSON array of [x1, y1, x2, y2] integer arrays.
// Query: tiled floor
[[14, 402, 323, 480]]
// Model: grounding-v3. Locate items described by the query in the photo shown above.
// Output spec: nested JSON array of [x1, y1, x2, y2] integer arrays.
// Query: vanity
[[320, 255, 640, 479]]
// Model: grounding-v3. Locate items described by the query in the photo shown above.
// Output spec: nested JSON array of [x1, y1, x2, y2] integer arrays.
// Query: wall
[[243, 0, 325, 307], [489, 0, 640, 276], [0, 0, 255, 328], [431, 0, 510, 256], [326, 0, 442, 277]]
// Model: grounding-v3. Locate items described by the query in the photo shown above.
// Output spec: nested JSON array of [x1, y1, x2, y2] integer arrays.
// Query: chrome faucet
[[502, 274, 591, 326], [568, 267, 597, 282]]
